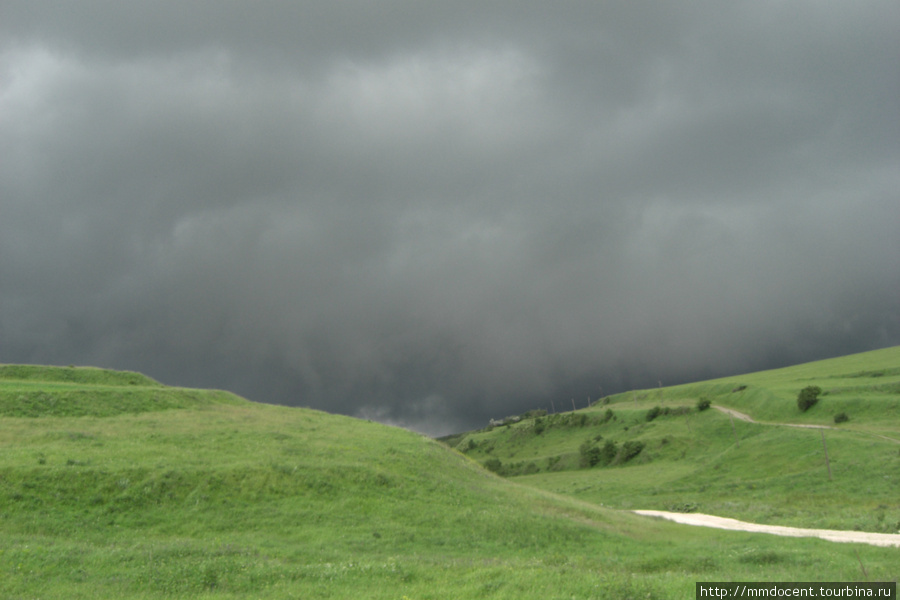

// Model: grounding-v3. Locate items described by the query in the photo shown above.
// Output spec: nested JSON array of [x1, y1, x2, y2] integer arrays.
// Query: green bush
[[579, 440, 602, 468], [483, 458, 502, 473], [833, 412, 850, 424], [645, 406, 662, 421], [599, 440, 618, 466], [797, 385, 822, 412], [618, 440, 645, 463], [669, 502, 699, 513], [697, 397, 712, 411]]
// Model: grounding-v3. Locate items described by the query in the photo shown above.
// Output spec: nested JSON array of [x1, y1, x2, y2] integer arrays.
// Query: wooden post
[[854, 549, 868, 580], [821, 429, 832, 481]]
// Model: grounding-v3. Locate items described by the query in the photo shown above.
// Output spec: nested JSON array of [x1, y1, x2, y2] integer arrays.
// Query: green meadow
[[453, 346, 900, 533], [1, 351, 898, 598]]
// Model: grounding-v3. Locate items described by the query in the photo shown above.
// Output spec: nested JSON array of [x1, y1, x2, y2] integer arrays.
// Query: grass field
[[450, 346, 900, 534], [1, 355, 898, 598]]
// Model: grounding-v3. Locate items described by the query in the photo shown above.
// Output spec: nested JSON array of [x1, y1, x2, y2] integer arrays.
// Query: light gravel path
[[714, 405, 830, 429], [713, 405, 900, 442], [633, 510, 900, 548]]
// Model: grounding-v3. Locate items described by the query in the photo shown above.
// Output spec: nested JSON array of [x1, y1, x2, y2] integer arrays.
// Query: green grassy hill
[[1, 362, 897, 598], [449, 346, 900, 535]]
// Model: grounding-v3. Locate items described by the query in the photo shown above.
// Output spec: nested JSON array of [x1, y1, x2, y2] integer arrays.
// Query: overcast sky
[[1, 2, 898, 435]]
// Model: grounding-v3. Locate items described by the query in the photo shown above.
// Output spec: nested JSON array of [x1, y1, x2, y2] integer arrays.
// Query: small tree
[[696, 397, 712, 411], [797, 385, 822, 412]]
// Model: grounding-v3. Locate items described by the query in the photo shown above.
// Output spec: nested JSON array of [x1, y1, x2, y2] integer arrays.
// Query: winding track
[[631, 406, 900, 547], [714, 405, 900, 442], [633, 510, 900, 548]]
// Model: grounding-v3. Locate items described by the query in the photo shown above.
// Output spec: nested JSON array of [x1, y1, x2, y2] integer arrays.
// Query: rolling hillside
[[1, 360, 897, 598], [448, 346, 900, 534]]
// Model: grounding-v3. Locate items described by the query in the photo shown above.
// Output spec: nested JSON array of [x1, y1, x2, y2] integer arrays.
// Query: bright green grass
[[2, 364, 897, 598], [453, 346, 900, 532], [0, 364, 238, 418], [652, 345, 900, 433]]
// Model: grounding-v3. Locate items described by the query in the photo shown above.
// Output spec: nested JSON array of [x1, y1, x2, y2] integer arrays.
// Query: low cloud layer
[[2, 2, 898, 434]]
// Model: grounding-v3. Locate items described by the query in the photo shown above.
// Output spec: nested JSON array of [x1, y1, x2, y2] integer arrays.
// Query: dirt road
[[713, 405, 900, 443], [714, 405, 830, 429], [633, 510, 900, 548]]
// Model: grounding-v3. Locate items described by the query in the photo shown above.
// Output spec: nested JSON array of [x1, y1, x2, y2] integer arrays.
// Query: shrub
[[833, 412, 850, 424], [669, 502, 699, 513], [579, 440, 602, 468], [602, 408, 615, 423], [599, 440, 618, 465], [645, 406, 662, 422], [533, 418, 545, 435], [561, 413, 588, 428], [619, 440, 645, 462], [696, 397, 712, 411], [483, 458, 502, 473], [797, 385, 822, 412], [523, 409, 547, 419]]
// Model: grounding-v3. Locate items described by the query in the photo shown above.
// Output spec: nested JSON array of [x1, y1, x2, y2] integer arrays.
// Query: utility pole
[[572, 398, 577, 412]]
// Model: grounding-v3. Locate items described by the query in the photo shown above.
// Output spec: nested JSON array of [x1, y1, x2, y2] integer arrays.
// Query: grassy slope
[[453, 346, 900, 534], [0, 363, 897, 599]]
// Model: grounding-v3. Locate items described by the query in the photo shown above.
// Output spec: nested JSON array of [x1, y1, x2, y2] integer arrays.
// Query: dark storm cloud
[[2, 2, 898, 435]]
